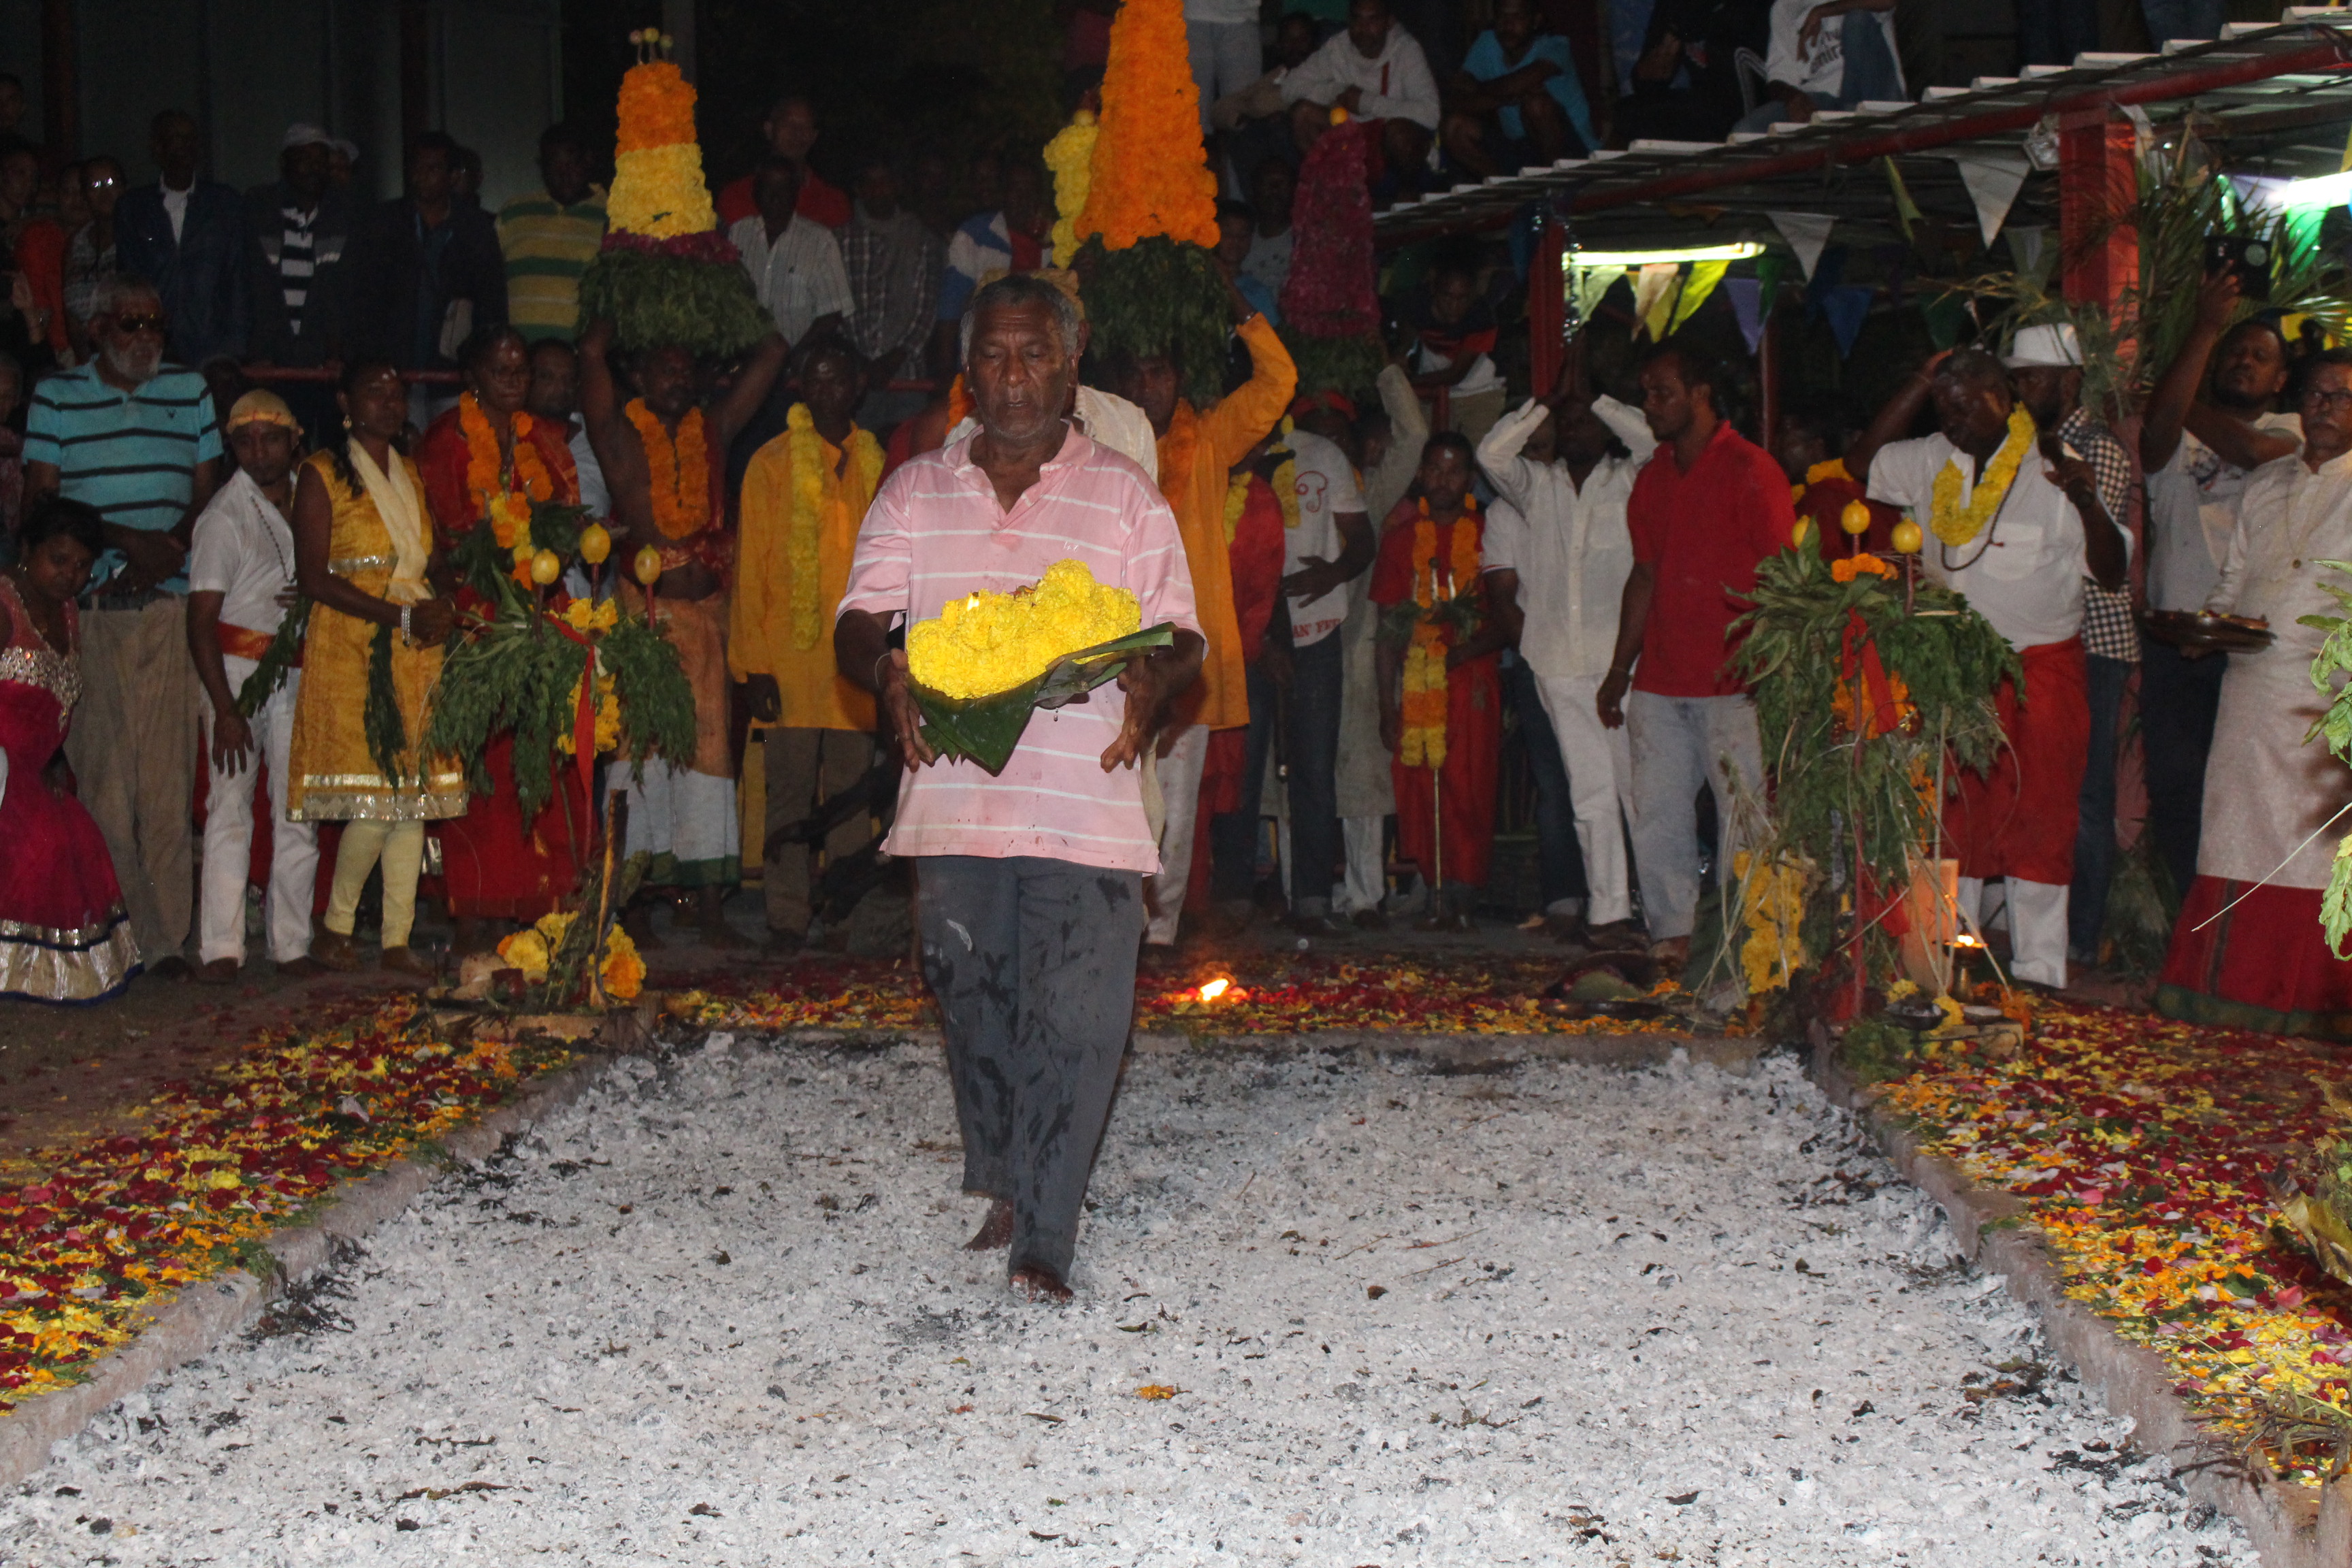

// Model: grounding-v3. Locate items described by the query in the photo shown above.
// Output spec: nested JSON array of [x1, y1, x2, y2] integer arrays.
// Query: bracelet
[[1607, 664, 1631, 678], [875, 651, 895, 691], [399, 604, 412, 642]]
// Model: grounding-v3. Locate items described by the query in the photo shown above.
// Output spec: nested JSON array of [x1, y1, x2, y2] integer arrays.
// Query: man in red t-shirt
[[1597, 344, 1796, 964], [715, 95, 851, 231]]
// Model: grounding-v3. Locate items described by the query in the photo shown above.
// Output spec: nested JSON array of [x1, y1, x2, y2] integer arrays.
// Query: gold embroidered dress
[[286, 449, 467, 821]]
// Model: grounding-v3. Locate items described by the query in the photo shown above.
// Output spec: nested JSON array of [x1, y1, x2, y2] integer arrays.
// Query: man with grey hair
[[836, 273, 1205, 1303], [24, 278, 223, 977]]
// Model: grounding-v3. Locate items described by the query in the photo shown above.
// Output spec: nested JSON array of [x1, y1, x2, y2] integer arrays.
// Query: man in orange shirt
[[733, 340, 883, 952], [1110, 282, 1296, 944]]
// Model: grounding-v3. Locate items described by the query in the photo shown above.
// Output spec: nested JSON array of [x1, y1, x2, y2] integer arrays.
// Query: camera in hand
[[2204, 233, 2274, 301]]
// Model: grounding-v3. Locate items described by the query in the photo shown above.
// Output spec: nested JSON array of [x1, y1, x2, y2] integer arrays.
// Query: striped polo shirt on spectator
[[24, 362, 221, 593], [495, 188, 608, 343], [838, 425, 1200, 873]]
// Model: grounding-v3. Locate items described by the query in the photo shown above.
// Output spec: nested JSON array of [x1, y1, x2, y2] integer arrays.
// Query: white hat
[[282, 123, 334, 151], [2003, 323, 2082, 369]]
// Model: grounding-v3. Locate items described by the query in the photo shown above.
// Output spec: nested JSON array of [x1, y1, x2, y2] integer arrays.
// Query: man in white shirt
[[728, 157, 851, 350], [1283, 0, 1441, 190], [1737, 0, 1906, 132], [2138, 271, 2300, 899], [1852, 348, 2129, 989], [1478, 368, 1655, 949], [184, 393, 318, 981]]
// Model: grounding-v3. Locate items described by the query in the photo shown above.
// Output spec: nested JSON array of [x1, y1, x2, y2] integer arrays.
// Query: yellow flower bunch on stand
[[559, 597, 621, 635], [555, 666, 622, 755], [907, 559, 1141, 700], [1734, 851, 1812, 995]]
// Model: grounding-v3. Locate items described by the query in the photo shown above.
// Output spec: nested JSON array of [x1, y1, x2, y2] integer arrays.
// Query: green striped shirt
[[496, 189, 608, 343]]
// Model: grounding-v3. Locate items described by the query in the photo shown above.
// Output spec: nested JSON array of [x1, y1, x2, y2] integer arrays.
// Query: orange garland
[[625, 399, 712, 540], [458, 393, 553, 530], [1399, 497, 1482, 770], [1075, 0, 1219, 250]]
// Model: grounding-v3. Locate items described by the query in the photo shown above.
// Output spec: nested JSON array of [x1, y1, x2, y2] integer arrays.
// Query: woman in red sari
[[416, 325, 591, 954]]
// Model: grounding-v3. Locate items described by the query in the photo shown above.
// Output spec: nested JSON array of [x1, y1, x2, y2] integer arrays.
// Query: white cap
[[2003, 323, 2082, 369]]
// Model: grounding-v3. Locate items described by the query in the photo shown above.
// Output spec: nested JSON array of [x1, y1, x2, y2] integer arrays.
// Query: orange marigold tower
[[1075, 0, 1218, 250]]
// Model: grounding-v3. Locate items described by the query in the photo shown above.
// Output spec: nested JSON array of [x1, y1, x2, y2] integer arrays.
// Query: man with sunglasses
[[23, 277, 222, 979]]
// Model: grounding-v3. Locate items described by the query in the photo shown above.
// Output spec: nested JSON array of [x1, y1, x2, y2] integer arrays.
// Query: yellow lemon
[[1891, 518, 1924, 554], [1791, 516, 1812, 549], [531, 549, 562, 585], [1840, 499, 1873, 536], [578, 523, 612, 565], [634, 546, 664, 586]]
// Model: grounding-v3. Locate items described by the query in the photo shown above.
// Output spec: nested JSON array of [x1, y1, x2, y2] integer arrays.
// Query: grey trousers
[[1627, 690, 1765, 942], [917, 855, 1145, 1280], [67, 598, 200, 963]]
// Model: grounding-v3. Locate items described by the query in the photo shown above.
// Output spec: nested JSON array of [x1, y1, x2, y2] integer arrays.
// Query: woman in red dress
[[0, 497, 139, 1000], [415, 325, 591, 954]]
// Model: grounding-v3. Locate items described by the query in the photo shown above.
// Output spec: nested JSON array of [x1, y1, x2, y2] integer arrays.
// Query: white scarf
[[346, 440, 431, 605]]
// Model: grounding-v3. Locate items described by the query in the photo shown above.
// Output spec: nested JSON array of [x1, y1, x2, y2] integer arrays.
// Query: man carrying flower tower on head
[[732, 338, 883, 953], [574, 36, 787, 947], [836, 274, 1205, 1304], [1850, 344, 2128, 991], [1105, 272, 1296, 945], [415, 324, 589, 958]]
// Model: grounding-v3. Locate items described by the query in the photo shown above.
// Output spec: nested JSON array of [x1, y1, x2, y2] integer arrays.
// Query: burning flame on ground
[[1196, 978, 1233, 1002]]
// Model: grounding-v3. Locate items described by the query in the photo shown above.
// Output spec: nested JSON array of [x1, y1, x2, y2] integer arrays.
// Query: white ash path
[[3, 1040, 2253, 1566]]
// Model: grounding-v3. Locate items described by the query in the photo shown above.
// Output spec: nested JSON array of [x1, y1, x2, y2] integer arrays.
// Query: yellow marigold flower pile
[[559, 596, 621, 635], [495, 911, 644, 1000], [906, 559, 1140, 700], [607, 61, 717, 239], [1044, 111, 1099, 267], [555, 666, 622, 755]]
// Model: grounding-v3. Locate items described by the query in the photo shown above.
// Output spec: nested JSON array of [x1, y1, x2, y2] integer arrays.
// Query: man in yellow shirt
[[1110, 287, 1296, 945], [733, 341, 884, 951]]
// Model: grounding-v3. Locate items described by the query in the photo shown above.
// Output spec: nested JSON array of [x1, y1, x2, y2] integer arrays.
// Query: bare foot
[[276, 956, 327, 978], [194, 958, 240, 985], [1648, 935, 1691, 971], [1009, 1263, 1073, 1303], [378, 945, 438, 982], [963, 1198, 1013, 1251], [312, 931, 361, 973], [700, 920, 753, 951]]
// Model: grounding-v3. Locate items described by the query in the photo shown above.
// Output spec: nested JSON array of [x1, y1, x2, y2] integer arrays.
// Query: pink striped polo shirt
[[838, 423, 1200, 873]]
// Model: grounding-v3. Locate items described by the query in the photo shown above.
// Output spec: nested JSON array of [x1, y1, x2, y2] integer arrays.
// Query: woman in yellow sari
[[286, 359, 467, 977]]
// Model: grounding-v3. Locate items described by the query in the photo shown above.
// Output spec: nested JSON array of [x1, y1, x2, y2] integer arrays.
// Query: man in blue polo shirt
[[1446, 0, 1600, 176], [25, 277, 222, 979]]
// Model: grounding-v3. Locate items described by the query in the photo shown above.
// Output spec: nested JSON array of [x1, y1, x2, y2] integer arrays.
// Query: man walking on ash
[[836, 275, 1205, 1303]]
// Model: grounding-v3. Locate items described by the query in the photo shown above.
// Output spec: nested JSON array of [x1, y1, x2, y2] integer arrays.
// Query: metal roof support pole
[[1530, 218, 1568, 394], [2059, 108, 2140, 348]]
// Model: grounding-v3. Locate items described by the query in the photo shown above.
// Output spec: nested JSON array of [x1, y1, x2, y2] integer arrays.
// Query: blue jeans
[[2140, 0, 2223, 42], [1211, 634, 1345, 911], [2140, 634, 2228, 900], [2068, 653, 2132, 962], [1505, 655, 1587, 913], [1732, 11, 1904, 132]]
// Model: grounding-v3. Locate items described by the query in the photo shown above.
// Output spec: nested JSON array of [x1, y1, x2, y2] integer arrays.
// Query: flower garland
[[1075, 0, 1218, 250], [1401, 497, 1482, 770], [1279, 117, 1382, 340], [784, 405, 885, 651], [1733, 850, 1811, 994], [625, 399, 710, 540], [1929, 406, 2036, 546], [461, 395, 555, 581], [1225, 437, 1303, 544], [1044, 111, 1100, 268]]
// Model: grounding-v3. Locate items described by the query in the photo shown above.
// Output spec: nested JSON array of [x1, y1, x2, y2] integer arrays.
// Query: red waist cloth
[[1390, 655, 1502, 887], [1946, 637, 2087, 886], [2157, 875, 2352, 1040], [433, 734, 593, 919]]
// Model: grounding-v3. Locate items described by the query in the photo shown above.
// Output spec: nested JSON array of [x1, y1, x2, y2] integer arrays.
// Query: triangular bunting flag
[[1767, 212, 1835, 281], [1669, 259, 1730, 335], [1882, 159, 1923, 242], [1570, 265, 1625, 323], [1632, 263, 1682, 341], [1725, 278, 1766, 354], [1823, 284, 1873, 358], [1922, 292, 1971, 350], [1754, 252, 1785, 312], [1949, 150, 2029, 248], [2007, 225, 2046, 281]]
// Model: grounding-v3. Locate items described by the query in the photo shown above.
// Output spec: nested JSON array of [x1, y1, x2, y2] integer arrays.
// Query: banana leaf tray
[[911, 623, 1177, 775]]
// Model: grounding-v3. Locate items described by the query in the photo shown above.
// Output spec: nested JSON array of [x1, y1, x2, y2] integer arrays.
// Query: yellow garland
[[1734, 851, 1811, 994], [1399, 498, 1483, 771], [1224, 470, 1252, 544], [1928, 405, 2036, 547], [783, 405, 884, 652], [1044, 111, 1099, 268]]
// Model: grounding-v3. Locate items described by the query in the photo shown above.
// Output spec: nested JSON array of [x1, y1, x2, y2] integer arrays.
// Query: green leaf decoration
[[363, 623, 411, 789], [1279, 328, 1385, 404], [912, 623, 1177, 775], [1076, 237, 1233, 408], [578, 249, 771, 359], [233, 595, 310, 718]]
